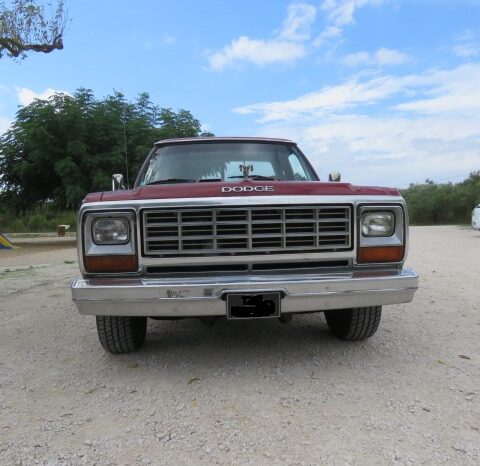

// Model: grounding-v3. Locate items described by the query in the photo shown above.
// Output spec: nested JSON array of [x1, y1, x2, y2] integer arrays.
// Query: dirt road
[[0, 226, 479, 465]]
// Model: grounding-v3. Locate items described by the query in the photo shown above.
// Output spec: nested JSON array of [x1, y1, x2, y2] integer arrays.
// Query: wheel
[[96, 316, 147, 354], [324, 306, 382, 341], [279, 314, 293, 324], [198, 317, 218, 327]]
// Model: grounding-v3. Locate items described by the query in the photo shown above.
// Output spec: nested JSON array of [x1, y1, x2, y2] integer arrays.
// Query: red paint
[[83, 192, 103, 203], [83, 181, 400, 204]]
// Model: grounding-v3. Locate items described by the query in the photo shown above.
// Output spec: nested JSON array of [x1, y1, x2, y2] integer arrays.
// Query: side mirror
[[328, 172, 341, 182], [112, 174, 125, 191]]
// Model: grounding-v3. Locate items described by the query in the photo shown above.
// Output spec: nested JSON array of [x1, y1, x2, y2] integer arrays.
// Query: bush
[[402, 172, 480, 225], [0, 205, 77, 233]]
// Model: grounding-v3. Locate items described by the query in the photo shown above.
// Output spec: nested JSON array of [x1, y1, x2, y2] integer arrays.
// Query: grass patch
[[0, 207, 76, 233], [0, 266, 40, 280]]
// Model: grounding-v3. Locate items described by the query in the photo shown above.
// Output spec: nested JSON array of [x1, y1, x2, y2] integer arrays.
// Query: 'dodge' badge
[[221, 186, 275, 193]]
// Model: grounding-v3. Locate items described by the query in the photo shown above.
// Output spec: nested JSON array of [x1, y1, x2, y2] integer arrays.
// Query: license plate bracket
[[226, 292, 281, 320]]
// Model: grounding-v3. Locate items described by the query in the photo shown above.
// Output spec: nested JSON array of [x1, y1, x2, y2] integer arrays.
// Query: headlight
[[361, 212, 394, 237], [92, 217, 130, 244]]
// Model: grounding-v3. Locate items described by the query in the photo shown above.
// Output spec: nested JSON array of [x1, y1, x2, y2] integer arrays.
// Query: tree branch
[[0, 35, 62, 57], [0, 1, 67, 59]]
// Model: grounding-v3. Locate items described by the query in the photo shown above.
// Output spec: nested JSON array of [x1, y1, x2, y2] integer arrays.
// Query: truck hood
[[83, 181, 400, 203]]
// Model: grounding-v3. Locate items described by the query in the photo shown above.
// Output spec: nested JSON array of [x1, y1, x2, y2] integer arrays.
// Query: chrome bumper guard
[[71, 269, 418, 317]]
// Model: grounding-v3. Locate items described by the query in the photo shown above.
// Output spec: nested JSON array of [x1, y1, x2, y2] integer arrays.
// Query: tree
[[401, 172, 480, 225], [0, 89, 212, 209], [0, 0, 67, 59]]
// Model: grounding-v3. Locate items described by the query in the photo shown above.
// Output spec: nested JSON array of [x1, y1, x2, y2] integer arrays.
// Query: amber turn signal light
[[84, 255, 138, 273], [357, 246, 404, 263]]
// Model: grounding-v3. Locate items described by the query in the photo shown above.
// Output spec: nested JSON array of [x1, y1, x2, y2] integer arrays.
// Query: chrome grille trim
[[142, 205, 352, 256]]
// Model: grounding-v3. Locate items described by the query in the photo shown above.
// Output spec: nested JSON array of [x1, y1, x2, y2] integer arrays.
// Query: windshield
[[138, 142, 317, 185]]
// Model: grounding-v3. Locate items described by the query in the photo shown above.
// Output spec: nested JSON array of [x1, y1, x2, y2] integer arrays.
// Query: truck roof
[[153, 136, 296, 146]]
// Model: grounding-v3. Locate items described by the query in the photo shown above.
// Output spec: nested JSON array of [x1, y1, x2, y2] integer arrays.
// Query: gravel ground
[[0, 225, 479, 465]]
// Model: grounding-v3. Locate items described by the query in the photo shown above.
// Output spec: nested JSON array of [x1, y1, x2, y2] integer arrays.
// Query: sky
[[1, 0, 480, 188]]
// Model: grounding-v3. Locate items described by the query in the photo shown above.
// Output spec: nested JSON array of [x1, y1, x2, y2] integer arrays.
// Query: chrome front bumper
[[71, 269, 418, 317]]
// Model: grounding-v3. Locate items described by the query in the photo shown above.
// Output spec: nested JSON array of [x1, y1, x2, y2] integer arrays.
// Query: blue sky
[[1, 0, 480, 187]]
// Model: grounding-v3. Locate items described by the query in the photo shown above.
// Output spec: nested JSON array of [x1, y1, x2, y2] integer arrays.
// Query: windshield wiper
[[146, 178, 195, 185], [147, 175, 277, 185], [227, 175, 278, 180]]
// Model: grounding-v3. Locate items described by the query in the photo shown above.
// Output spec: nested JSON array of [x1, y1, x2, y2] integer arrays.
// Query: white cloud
[[342, 51, 370, 66], [235, 64, 480, 122], [312, 26, 342, 47], [234, 74, 412, 122], [233, 63, 480, 186], [279, 3, 317, 41], [314, 0, 385, 46], [258, 114, 480, 187], [162, 33, 176, 46], [209, 36, 306, 71], [16, 87, 70, 106], [207, 1, 391, 70], [208, 3, 315, 70], [321, 0, 354, 26], [321, 0, 385, 26], [0, 116, 11, 134], [452, 31, 480, 58], [396, 63, 480, 114], [0, 86, 11, 134], [453, 43, 480, 58], [343, 48, 411, 67], [375, 47, 411, 65]]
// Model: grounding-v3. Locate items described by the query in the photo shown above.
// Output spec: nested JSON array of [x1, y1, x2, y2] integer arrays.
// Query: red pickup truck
[[71, 137, 418, 354]]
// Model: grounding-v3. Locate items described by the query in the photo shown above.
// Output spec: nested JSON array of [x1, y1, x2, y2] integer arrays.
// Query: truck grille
[[142, 205, 352, 256]]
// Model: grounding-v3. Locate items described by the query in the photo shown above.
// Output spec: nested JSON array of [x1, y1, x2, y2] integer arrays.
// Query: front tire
[[96, 316, 147, 354], [324, 306, 382, 341]]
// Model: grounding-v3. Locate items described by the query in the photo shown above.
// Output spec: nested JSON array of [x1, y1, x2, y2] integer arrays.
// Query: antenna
[[122, 116, 130, 189]]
